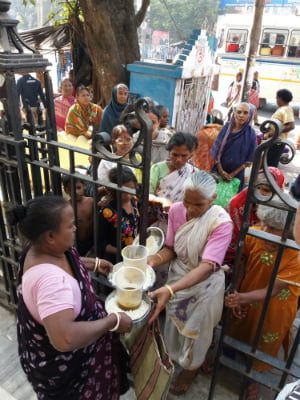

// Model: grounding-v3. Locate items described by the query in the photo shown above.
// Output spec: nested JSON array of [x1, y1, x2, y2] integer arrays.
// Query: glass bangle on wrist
[[93, 257, 101, 272], [109, 312, 120, 332]]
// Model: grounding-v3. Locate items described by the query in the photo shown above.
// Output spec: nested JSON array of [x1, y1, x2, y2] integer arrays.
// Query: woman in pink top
[[54, 78, 75, 131], [148, 170, 233, 394], [7, 195, 132, 399]]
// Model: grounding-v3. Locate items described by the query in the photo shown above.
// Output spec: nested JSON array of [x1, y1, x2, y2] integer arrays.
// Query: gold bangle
[[156, 253, 164, 263], [164, 284, 175, 299]]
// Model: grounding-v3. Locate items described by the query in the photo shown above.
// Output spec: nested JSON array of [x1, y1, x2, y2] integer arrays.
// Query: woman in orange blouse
[[225, 201, 300, 371], [65, 85, 103, 138]]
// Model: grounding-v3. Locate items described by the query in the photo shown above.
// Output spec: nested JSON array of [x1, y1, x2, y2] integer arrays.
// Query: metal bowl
[[108, 262, 155, 291], [133, 226, 165, 255], [105, 291, 152, 349]]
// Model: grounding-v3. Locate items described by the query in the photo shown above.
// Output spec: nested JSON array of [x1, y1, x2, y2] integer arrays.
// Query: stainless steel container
[[105, 291, 152, 351]]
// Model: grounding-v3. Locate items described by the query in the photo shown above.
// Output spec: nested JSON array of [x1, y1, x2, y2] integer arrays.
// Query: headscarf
[[257, 167, 284, 189], [211, 103, 254, 162], [99, 84, 129, 135], [211, 103, 257, 191]]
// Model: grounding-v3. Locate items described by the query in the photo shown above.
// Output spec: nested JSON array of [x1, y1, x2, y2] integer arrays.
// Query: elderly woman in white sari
[[148, 170, 233, 394]]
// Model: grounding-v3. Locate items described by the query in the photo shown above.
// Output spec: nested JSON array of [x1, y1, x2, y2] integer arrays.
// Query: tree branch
[[135, 0, 150, 27]]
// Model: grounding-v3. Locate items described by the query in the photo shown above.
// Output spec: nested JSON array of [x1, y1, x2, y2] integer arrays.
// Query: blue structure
[[127, 29, 216, 124], [127, 61, 182, 122]]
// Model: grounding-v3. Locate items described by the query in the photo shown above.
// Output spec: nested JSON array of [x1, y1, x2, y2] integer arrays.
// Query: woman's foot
[[170, 368, 198, 394], [200, 357, 214, 374]]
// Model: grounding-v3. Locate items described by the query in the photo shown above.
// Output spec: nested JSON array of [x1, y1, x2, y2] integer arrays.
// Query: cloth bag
[[129, 318, 174, 400], [213, 176, 240, 208]]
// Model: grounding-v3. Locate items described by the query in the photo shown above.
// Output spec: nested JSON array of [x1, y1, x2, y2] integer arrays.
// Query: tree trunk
[[78, 0, 149, 106], [241, 0, 265, 103]]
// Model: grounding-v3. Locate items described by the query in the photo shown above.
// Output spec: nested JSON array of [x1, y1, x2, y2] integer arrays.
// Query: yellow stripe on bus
[[220, 73, 300, 84]]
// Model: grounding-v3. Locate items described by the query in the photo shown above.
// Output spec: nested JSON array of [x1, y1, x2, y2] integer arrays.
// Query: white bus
[[216, 13, 300, 103]]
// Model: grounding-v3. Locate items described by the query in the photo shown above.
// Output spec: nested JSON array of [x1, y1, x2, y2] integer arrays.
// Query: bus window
[[288, 30, 300, 57], [260, 28, 288, 56], [225, 29, 248, 53]]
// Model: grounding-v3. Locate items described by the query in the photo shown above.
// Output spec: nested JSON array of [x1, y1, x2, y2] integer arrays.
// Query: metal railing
[[208, 119, 299, 399]]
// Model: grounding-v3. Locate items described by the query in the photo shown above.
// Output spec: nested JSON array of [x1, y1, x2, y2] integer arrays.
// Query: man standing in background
[[17, 73, 46, 123]]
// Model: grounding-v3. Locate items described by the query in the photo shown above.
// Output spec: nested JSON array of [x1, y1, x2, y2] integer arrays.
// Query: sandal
[[170, 369, 198, 394]]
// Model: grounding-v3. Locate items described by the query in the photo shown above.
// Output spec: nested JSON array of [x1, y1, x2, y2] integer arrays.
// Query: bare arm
[[148, 194, 173, 212], [217, 161, 233, 181], [225, 279, 287, 308], [293, 203, 300, 245], [147, 246, 176, 268], [282, 121, 295, 133], [229, 163, 249, 179], [81, 257, 113, 275], [43, 309, 132, 352], [148, 260, 214, 323]]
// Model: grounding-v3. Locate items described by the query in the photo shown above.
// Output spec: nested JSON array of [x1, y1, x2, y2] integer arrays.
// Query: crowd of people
[[13, 71, 300, 399]]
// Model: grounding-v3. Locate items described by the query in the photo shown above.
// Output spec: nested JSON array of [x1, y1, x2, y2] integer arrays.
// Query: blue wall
[[127, 61, 183, 123], [127, 30, 217, 123]]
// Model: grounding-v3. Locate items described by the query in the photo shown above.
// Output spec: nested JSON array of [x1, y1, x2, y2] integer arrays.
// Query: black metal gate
[[208, 118, 300, 399], [0, 2, 152, 311]]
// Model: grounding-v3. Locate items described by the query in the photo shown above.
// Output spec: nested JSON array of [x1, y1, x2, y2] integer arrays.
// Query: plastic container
[[121, 245, 148, 272], [114, 267, 145, 310], [105, 291, 152, 350], [110, 261, 155, 291]]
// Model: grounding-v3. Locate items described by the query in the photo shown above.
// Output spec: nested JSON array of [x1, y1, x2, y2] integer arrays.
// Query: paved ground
[[0, 91, 299, 400], [0, 304, 241, 400]]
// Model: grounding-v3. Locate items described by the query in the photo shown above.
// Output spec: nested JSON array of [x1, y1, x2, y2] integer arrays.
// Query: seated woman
[[225, 167, 284, 266], [148, 171, 233, 394], [149, 131, 198, 208], [156, 105, 176, 136], [54, 78, 75, 131], [99, 83, 129, 136], [211, 102, 257, 191], [65, 85, 103, 138], [98, 167, 139, 264], [225, 201, 300, 371], [7, 195, 132, 399]]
